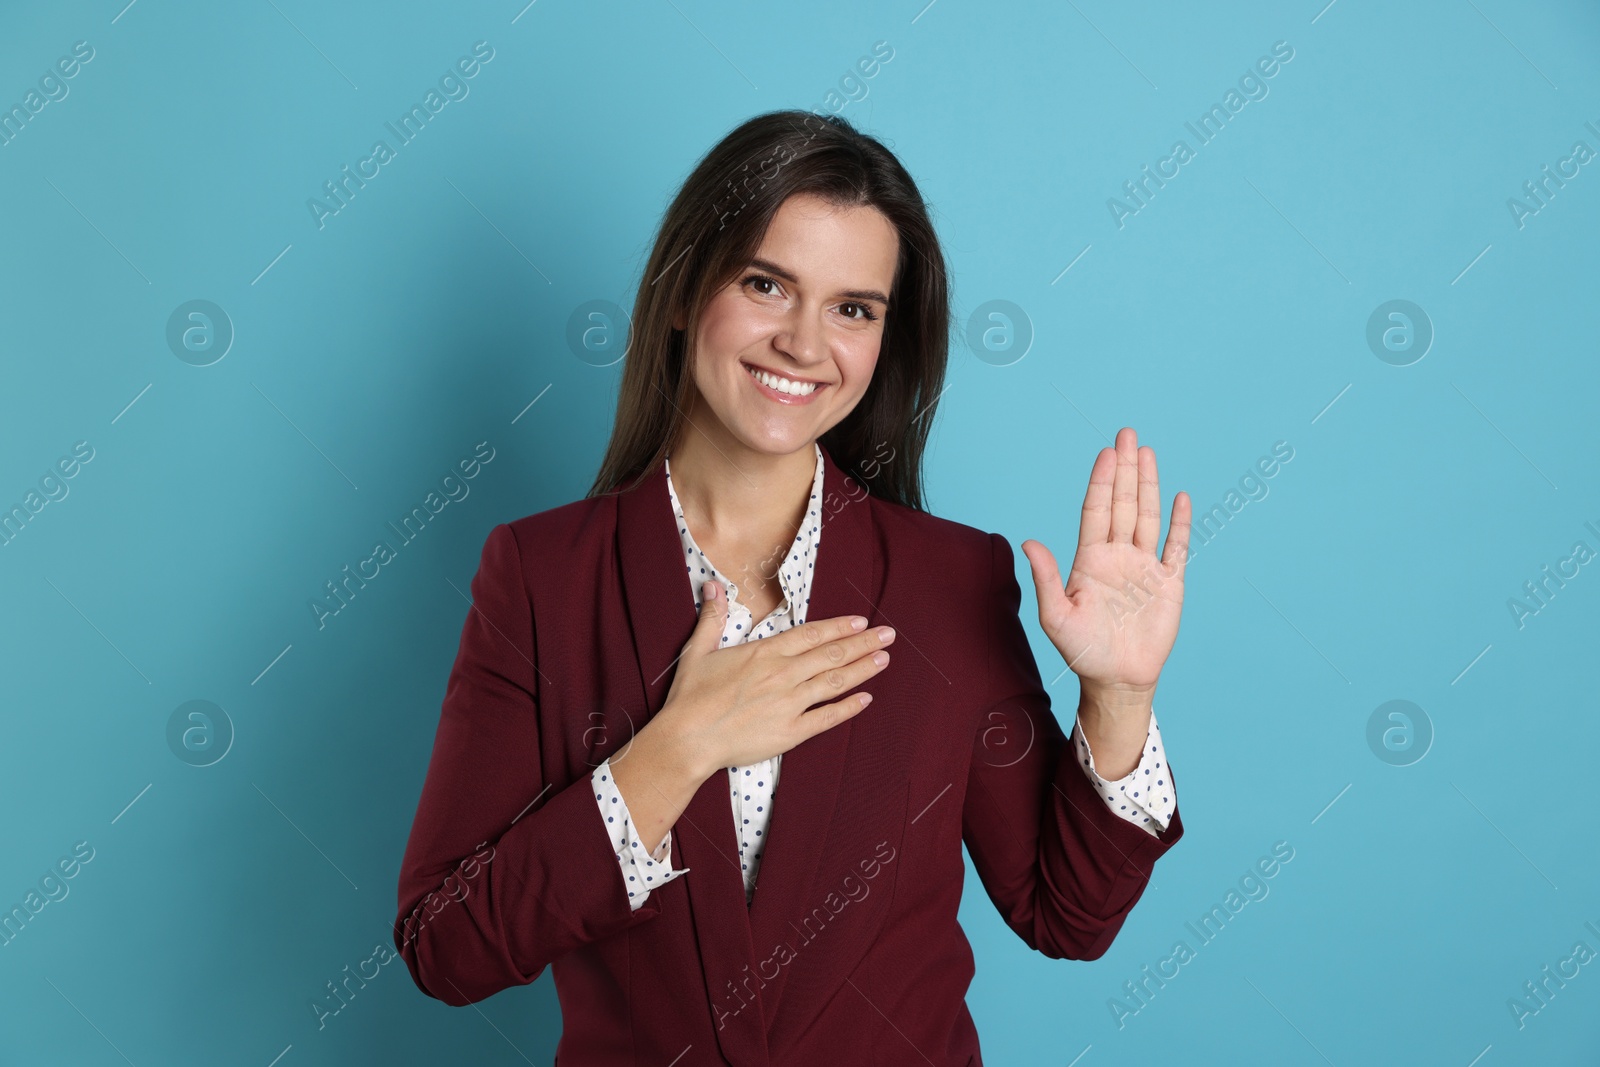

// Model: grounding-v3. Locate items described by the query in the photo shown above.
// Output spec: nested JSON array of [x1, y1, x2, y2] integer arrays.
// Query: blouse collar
[[662, 441, 825, 621]]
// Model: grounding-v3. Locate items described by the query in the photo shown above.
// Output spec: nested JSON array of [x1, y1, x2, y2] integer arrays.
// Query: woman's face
[[678, 192, 899, 459]]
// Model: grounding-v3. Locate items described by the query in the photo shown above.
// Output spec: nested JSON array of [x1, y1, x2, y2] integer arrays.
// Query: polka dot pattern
[[1072, 708, 1176, 837], [595, 442, 825, 911], [591, 762, 683, 902]]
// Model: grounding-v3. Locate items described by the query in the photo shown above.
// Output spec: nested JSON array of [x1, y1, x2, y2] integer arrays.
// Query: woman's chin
[[728, 424, 820, 459]]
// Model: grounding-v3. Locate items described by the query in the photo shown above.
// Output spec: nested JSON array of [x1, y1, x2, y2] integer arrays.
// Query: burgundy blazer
[[393, 442, 1184, 1065]]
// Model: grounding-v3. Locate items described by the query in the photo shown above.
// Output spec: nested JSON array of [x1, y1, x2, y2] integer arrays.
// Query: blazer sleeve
[[393, 522, 667, 1005], [961, 532, 1185, 961]]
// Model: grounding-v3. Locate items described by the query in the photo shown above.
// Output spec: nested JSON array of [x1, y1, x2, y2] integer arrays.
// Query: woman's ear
[[672, 309, 686, 332]]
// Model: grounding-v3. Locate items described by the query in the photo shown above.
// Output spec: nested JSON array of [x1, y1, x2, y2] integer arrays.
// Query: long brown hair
[[585, 109, 951, 511]]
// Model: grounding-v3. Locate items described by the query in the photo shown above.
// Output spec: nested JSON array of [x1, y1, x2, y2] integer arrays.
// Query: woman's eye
[[742, 275, 877, 321]]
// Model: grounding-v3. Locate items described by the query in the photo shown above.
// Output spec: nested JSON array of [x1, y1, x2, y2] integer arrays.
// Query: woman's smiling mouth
[[743, 362, 828, 403]]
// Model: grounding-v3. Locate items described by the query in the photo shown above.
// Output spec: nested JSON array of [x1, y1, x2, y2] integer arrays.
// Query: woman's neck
[[667, 427, 817, 551]]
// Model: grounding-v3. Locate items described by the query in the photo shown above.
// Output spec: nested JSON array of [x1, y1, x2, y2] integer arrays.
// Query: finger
[[797, 649, 888, 711], [789, 624, 896, 681], [688, 579, 728, 655], [1078, 447, 1115, 546], [1109, 427, 1138, 543], [770, 613, 870, 656], [1133, 445, 1160, 552], [793, 691, 873, 745], [1020, 539, 1066, 618], [1160, 491, 1192, 577]]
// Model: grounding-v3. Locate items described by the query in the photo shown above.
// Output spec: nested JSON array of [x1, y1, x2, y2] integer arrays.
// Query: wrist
[[1076, 684, 1153, 781], [1077, 679, 1155, 715], [630, 711, 715, 787]]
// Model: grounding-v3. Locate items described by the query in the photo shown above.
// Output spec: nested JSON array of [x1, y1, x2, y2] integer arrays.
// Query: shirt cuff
[[1072, 705, 1176, 838], [591, 758, 690, 911]]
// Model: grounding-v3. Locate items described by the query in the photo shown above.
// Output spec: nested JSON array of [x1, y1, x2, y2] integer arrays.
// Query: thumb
[[1019, 539, 1066, 617], [688, 579, 729, 655]]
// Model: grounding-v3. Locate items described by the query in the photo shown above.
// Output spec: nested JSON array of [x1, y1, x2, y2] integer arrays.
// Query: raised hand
[[1020, 427, 1190, 705]]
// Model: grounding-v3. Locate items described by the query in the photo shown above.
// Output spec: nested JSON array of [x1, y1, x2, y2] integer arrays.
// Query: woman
[[394, 109, 1191, 1065]]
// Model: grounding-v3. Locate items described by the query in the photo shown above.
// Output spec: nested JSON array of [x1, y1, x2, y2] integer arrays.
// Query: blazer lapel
[[613, 442, 880, 1047]]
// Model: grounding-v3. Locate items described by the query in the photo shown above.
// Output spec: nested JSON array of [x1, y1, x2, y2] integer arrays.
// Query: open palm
[[1020, 427, 1190, 696]]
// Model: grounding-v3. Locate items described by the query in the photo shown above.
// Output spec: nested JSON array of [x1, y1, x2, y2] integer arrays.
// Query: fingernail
[[850, 616, 868, 630], [876, 626, 895, 643]]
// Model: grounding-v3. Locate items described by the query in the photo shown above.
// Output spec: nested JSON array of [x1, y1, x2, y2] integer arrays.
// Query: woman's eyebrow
[[747, 257, 890, 308]]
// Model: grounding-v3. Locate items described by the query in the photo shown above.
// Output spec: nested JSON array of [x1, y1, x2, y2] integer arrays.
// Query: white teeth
[[746, 365, 819, 396]]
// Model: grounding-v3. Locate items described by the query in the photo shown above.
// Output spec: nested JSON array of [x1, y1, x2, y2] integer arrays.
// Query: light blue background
[[2, 0, 1597, 1064]]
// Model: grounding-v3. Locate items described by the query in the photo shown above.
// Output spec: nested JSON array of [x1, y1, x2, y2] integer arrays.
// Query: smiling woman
[[394, 109, 1192, 1066], [594, 109, 948, 513], [667, 194, 900, 484]]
